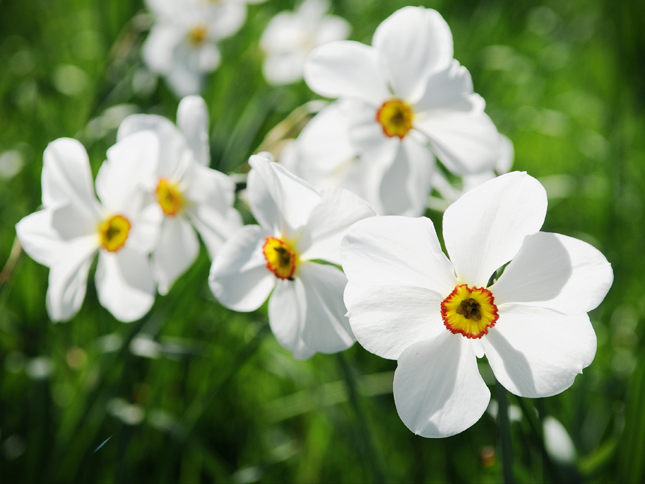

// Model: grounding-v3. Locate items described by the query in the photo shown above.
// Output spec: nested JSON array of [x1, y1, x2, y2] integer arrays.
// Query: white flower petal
[[96, 131, 159, 213], [208, 225, 275, 311], [299, 262, 354, 353], [344, 283, 445, 360], [42, 138, 102, 221], [378, 135, 434, 216], [116, 113, 186, 178], [197, 43, 221, 72], [46, 236, 97, 322], [247, 154, 321, 236], [482, 305, 596, 398], [414, 95, 500, 175], [443, 172, 547, 287], [263, 52, 308, 85], [373, 7, 453, 102], [491, 232, 613, 314], [341, 216, 456, 295], [345, 100, 400, 166], [186, 203, 243, 259], [142, 24, 182, 74], [269, 278, 316, 360], [16, 210, 63, 267], [281, 102, 356, 180], [177, 95, 210, 166], [207, 3, 247, 40], [126, 204, 163, 256], [413, 60, 473, 112], [394, 333, 491, 438], [152, 217, 199, 295], [165, 59, 205, 97], [95, 247, 156, 322], [315, 16, 351, 45], [299, 187, 375, 264], [304, 41, 389, 104]]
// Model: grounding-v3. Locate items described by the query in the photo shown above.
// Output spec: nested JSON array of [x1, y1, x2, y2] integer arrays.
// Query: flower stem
[[337, 353, 387, 483], [496, 379, 515, 484]]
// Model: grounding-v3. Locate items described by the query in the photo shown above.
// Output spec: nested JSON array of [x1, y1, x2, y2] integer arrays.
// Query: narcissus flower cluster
[[16, 96, 240, 322], [15, 4, 615, 443]]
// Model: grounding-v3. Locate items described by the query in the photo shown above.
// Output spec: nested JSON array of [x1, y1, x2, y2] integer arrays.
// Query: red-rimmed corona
[[263, 236, 298, 280], [376, 99, 414, 139], [441, 284, 499, 339]]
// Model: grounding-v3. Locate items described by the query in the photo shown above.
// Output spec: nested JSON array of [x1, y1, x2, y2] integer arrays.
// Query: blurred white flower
[[209, 154, 374, 359], [341, 172, 613, 437], [261, 0, 350, 85], [431, 134, 515, 204], [16, 135, 161, 322], [304, 6, 502, 216], [118, 96, 242, 295], [143, 0, 257, 96]]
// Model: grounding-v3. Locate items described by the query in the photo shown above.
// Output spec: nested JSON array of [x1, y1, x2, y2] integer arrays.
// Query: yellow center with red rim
[[99, 214, 131, 252], [441, 284, 499, 339], [376, 99, 414, 139], [263, 236, 299, 280], [188, 25, 209, 45], [156, 178, 183, 217]]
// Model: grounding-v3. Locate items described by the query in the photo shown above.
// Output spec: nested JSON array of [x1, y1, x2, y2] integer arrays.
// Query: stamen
[[441, 285, 498, 339], [263, 236, 298, 280], [376, 99, 414, 138], [99, 215, 131, 252], [156, 178, 183, 216], [188, 25, 209, 45]]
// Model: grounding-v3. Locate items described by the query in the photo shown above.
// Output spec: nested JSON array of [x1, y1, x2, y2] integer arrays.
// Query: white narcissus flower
[[341, 172, 613, 437], [261, 0, 350, 85], [209, 154, 375, 359], [143, 0, 257, 96], [304, 6, 502, 216], [16, 135, 162, 322], [118, 95, 242, 295]]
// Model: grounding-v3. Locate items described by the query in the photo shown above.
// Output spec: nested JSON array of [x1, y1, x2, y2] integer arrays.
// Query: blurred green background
[[1, 0, 644, 482]]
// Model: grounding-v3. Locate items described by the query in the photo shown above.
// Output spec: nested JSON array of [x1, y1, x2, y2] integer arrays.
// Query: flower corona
[[376, 99, 414, 139], [441, 284, 499, 338], [99, 215, 131, 252], [156, 178, 184, 216], [263, 236, 298, 280]]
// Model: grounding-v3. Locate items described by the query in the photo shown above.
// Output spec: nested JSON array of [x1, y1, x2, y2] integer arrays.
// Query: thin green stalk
[[496, 380, 515, 484], [337, 353, 387, 484], [515, 397, 563, 484]]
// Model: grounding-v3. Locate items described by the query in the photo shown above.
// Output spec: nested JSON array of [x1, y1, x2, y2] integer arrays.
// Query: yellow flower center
[[156, 178, 183, 217], [187, 24, 209, 46], [441, 284, 499, 339], [263, 236, 299, 280], [376, 99, 414, 139], [99, 215, 131, 253]]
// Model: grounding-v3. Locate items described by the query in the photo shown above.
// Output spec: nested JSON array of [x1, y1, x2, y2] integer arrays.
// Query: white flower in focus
[[304, 6, 502, 216], [143, 0, 252, 96], [261, 0, 350, 85], [341, 172, 613, 437], [118, 96, 243, 295], [16, 135, 162, 322], [209, 154, 375, 359]]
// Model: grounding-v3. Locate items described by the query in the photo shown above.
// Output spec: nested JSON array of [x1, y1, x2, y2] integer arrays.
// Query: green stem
[[515, 397, 563, 484], [496, 380, 515, 484], [337, 353, 387, 484]]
